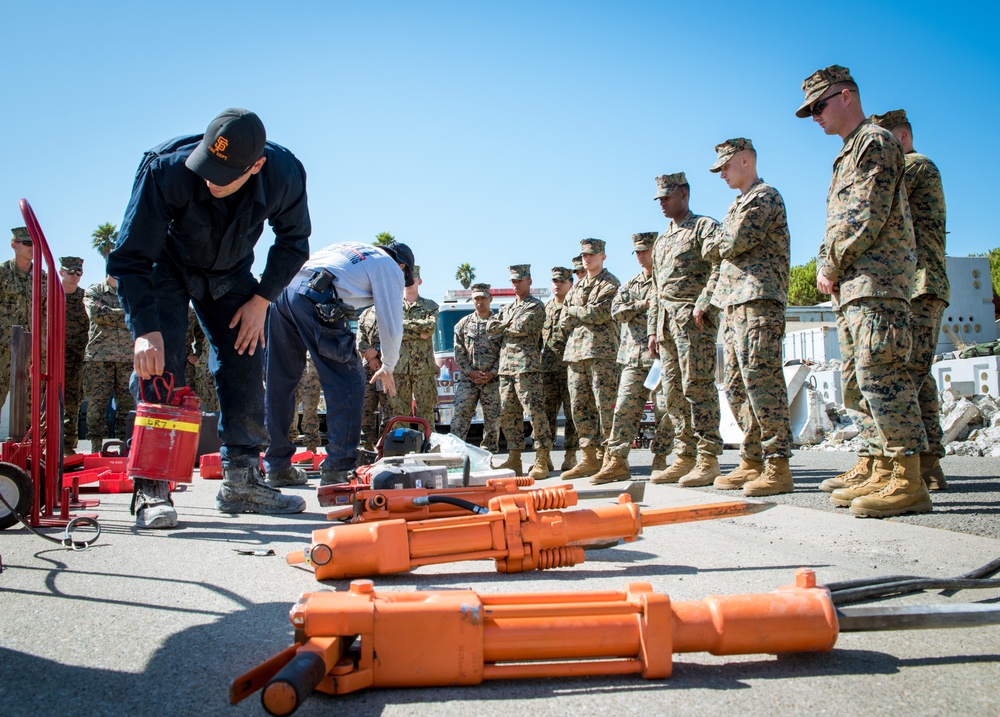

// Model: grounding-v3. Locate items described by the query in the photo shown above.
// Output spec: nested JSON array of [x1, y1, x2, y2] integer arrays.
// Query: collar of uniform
[[735, 177, 766, 205], [669, 209, 696, 232]]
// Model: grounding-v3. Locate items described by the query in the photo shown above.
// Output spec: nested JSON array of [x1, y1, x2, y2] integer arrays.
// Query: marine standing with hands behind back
[[389, 267, 439, 427]]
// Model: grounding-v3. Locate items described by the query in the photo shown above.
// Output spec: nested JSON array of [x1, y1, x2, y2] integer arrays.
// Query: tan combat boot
[[560, 446, 601, 479], [714, 458, 764, 490], [743, 458, 793, 496], [829, 456, 893, 507], [495, 449, 523, 476], [920, 454, 947, 491], [819, 455, 872, 493], [528, 449, 552, 480], [560, 449, 578, 472], [678, 454, 721, 487], [651, 454, 695, 484], [590, 455, 631, 485], [650, 454, 667, 478], [850, 455, 933, 517]]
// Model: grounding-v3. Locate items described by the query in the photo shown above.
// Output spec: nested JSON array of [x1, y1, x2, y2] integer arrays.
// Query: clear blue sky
[[4, 1, 997, 299]]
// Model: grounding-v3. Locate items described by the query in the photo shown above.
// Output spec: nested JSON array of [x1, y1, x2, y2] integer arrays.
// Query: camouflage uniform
[[290, 354, 322, 450], [704, 146, 792, 461], [83, 280, 135, 443], [186, 307, 219, 413], [451, 285, 502, 452], [356, 306, 391, 448], [647, 193, 722, 458], [563, 242, 621, 449], [389, 293, 439, 426], [487, 268, 552, 452], [872, 110, 949, 460], [541, 277, 578, 453], [0, 228, 46, 416], [62, 258, 89, 450]]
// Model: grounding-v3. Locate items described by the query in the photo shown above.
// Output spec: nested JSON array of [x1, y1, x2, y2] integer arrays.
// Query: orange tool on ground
[[287, 494, 771, 579]]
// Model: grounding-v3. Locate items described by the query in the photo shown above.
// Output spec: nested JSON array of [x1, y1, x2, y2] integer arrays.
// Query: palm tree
[[373, 231, 395, 247], [92, 223, 118, 258], [455, 263, 476, 289]]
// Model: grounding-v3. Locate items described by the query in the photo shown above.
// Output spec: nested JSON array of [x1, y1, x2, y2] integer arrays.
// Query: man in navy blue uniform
[[108, 108, 311, 528]]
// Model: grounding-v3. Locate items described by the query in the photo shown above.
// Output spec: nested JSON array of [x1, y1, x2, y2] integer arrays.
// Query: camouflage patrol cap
[[509, 264, 530, 280], [710, 138, 755, 173], [571, 255, 584, 271], [871, 109, 908, 130], [796, 64, 855, 118], [551, 267, 573, 282], [654, 172, 687, 199], [632, 232, 657, 252], [470, 282, 491, 298], [11, 227, 29, 240], [580, 238, 605, 255], [60, 256, 84, 270], [412, 265, 421, 279]]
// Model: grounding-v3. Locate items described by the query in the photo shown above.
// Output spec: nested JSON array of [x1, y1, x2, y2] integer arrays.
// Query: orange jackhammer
[[287, 494, 770, 579], [231, 569, 1000, 715]]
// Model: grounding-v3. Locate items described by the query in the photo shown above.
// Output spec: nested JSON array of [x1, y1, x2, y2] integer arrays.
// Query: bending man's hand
[[371, 366, 396, 397], [230, 295, 270, 355], [135, 331, 165, 380]]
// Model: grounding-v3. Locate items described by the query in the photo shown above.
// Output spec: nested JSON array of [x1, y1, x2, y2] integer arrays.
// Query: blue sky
[[3, 1, 997, 300]]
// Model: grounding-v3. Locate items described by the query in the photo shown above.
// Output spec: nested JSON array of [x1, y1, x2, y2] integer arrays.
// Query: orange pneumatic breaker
[[287, 494, 771, 579]]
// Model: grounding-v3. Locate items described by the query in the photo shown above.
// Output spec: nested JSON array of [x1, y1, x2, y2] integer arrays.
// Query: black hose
[[827, 556, 1000, 605], [413, 494, 489, 514], [0, 489, 100, 550]]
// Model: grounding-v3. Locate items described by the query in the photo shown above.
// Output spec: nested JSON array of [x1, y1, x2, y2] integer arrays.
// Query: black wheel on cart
[[0, 461, 33, 530]]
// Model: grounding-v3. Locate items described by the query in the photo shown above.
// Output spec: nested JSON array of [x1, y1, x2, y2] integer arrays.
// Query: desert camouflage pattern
[[356, 306, 390, 446], [63, 288, 90, 448], [710, 137, 754, 173], [818, 121, 916, 310], [397, 296, 439, 375], [604, 365, 661, 458], [870, 109, 908, 131], [290, 354, 322, 449], [454, 312, 501, 378], [612, 271, 655, 367], [650, 345, 683, 457], [562, 268, 620, 362], [654, 172, 687, 199], [508, 265, 531, 280], [185, 308, 219, 413], [84, 281, 133, 363], [451, 311, 502, 452], [83, 361, 133, 443], [0, 258, 45, 409], [567, 359, 619, 448], [903, 152, 949, 301], [499, 372, 552, 451], [908, 296, 947, 457], [580, 238, 605, 255], [704, 179, 790, 308], [487, 294, 546, 374], [451, 379, 501, 453], [541, 298, 577, 451], [389, 373, 438, 426], [796, 64, 854, 118]]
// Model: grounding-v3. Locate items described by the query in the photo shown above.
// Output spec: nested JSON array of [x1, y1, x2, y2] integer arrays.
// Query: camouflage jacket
[[540, 299, 570, 373], [904, 152, 949, 302], [646, 211, 720, 339], [487, 295, 545, 375], [186, 306, 209, 370], [397, 296, 439, 375], [84, 281, 133, 363], [818, 120, 915, 308], [562, 268, 621, 362], [703, 179, 790, 308], [453, 311, 501, 381], [356, 306, 381, 369], [0, 259, 46, 341], [65, 288, 90, 356], [612, 271, 655, 367]]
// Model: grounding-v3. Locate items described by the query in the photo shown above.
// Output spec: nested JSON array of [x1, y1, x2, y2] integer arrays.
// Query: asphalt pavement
[[1, 445, 998, 717]]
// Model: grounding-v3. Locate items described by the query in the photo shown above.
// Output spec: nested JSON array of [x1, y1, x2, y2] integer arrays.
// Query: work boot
[[560, 449, 578, 472], [560, 446, 601, 479], [819, 455, 872, 493], [131, 478, 178, 529], [495, 449, 523, 476], [714, 458, 763, 490], [678, 454, 721, 487], [921, 454, 948, 491], [650, 453, 667, 477], [651, 454, 695, 484], [217, 465, 306, 514], [265, 466, 309, 488], [743, 458, 793, 496], [528, 449, 552, 480], [320, 469, 353, 486], [850, 455, 933, 518], [829, 456, 893, 507], [546, 454, 554, 472], [590, 455, 631, 485]]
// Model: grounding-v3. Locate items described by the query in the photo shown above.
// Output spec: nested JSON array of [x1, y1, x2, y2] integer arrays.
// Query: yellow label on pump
[[135, 416, 200, 433]]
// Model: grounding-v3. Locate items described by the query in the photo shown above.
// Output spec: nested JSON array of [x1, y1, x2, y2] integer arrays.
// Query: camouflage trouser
[[290, 355, 322, 449], [389, 373, 438, 427], [543, 368, 578, 451], [450, 378, 501, 453], [64, 353, 85, 449], [361, 366, 391, 448], [605, 365, 660, 458], [908, 296, 946, 458], [84, 360, 134, 443], [838, 299, 927, 458], [567, 358, 619, 449], [722, 301, 792, 461], [661, 301, 722, 456], [650, 336, 684, 457], [499, 372, 552, 451]]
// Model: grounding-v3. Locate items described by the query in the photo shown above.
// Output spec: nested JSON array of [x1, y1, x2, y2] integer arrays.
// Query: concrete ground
[[1, 444, 998, 717]]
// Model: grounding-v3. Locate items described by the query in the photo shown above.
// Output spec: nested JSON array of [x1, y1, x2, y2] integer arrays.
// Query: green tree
[[787, 258, 825, 306], [974, 248, 1000, 297], [455, 263, 476, 289], [91, 222, 118, 258], [373, 231, 395, 247]]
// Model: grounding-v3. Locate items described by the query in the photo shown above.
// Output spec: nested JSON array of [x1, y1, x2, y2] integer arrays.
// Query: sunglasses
[[810, 90, 844, 117], [14, 239, 32, 246], [62, 268, 83, 276]]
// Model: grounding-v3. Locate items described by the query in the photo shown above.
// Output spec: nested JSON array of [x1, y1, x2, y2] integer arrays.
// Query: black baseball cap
[[185, 108, 266, 186], [382, 241, 416, 287]]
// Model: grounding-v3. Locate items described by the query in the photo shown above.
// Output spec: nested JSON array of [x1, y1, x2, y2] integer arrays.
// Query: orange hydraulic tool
[[287, 494, 771, 580]]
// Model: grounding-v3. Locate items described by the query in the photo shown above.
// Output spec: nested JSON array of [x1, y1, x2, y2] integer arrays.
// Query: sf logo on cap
[[210, 136, 229, 159]]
